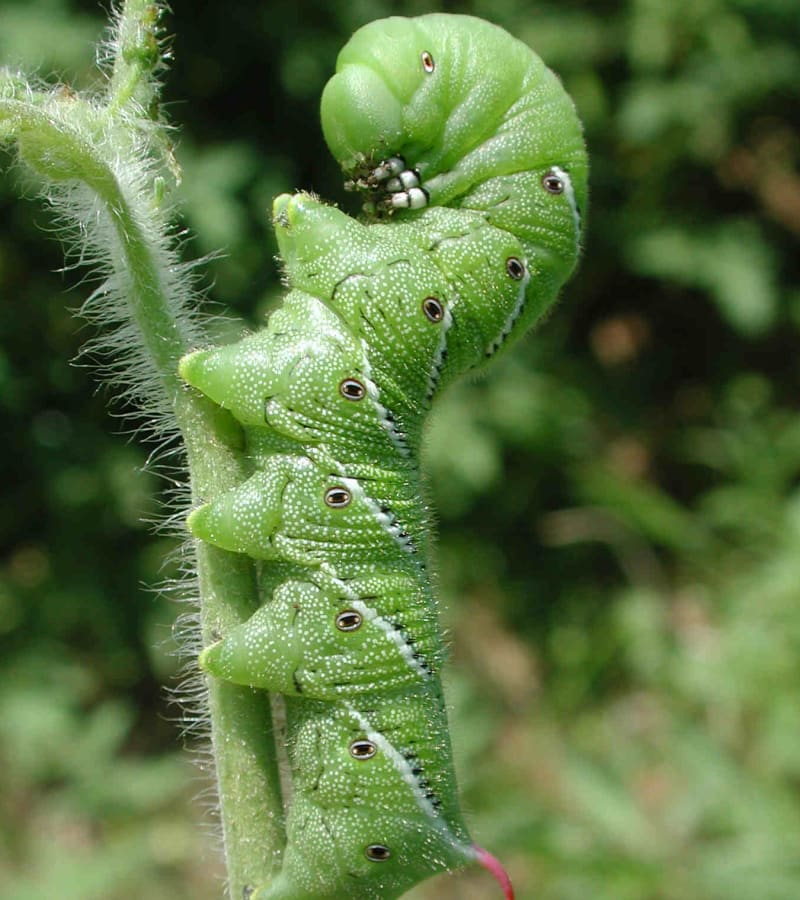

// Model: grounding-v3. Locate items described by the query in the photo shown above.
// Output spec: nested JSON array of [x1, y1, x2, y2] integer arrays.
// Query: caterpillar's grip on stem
[[183, 13, 586, 899]]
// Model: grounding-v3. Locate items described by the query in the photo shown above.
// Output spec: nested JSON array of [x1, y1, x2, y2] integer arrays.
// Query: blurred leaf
[[628, 221, 779, 335]]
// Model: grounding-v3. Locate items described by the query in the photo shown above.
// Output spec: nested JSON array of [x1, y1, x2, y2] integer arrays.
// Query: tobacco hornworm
[[180, 13, 586, 900]]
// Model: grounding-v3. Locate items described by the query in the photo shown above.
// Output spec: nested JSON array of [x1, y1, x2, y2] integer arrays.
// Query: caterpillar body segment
[[199, 563, 443, 698], [259, 684, 470, 900]]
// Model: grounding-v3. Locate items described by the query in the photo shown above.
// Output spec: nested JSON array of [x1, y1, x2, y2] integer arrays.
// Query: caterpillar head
[[320, 13, 587, 214], [320, 15, 532, 184], [320, 13, 587, 341]]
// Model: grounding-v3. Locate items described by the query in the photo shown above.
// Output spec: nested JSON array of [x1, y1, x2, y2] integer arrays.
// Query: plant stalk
[[1, 1, 286, 895]]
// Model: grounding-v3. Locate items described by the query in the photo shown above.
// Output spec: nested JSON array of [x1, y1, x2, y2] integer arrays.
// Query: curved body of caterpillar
[[180, 13, 586, 900]]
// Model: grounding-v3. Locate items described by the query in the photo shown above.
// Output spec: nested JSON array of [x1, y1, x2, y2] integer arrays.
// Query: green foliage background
[[1, 0, 798, 897]]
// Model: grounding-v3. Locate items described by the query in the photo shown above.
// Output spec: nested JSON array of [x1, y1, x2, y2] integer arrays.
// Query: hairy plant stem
[[0, 1, 285, 895]]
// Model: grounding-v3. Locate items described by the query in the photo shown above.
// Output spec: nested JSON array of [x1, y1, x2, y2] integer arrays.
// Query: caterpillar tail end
[[473, 845, 515, 900]]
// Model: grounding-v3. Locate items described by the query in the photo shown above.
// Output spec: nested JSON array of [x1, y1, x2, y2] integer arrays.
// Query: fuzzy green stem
[[1, 1, 285, 895], [179, 392, 286, 894], [107, 0, 163, 115]]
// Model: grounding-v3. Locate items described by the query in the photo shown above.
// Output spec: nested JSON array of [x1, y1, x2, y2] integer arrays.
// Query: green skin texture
[[180, 13, 586, 900]]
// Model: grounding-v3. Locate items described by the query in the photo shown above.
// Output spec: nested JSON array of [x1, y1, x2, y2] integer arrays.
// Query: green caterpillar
[[180, 13, 586, 899]]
